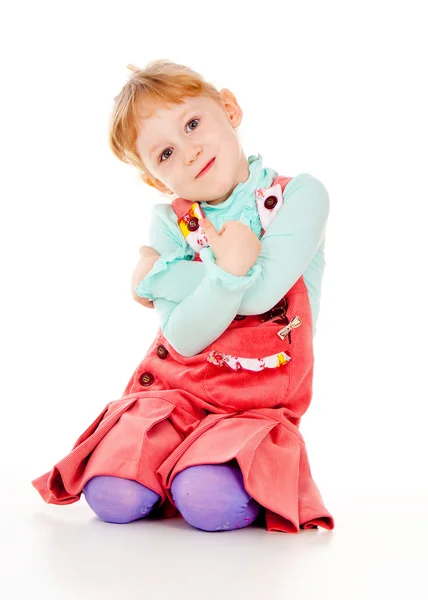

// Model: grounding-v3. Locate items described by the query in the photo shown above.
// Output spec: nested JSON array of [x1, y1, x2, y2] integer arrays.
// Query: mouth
[[195, 157, 216, 178]]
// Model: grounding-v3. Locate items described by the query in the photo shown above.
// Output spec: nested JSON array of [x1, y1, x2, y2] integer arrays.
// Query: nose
[[184, 145, 203, 166]]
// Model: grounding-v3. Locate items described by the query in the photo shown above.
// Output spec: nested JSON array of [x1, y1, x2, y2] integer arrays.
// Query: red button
[[188, 217, 199, 232], [156, 345, 169, 359], [264, 195, 278, 210], [139, 372, 154, 386]]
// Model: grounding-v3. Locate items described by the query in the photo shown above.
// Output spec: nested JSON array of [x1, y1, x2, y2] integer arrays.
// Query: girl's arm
[[152, 264, 261, 358], [135, 204, 262, 357], [137, 173, 329, 315]]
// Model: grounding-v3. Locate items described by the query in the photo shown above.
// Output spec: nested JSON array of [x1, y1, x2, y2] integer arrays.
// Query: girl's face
[[135, 90, 250, 204]]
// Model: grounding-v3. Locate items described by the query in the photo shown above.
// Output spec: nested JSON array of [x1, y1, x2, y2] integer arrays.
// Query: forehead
[[136, 94, 214, 122]]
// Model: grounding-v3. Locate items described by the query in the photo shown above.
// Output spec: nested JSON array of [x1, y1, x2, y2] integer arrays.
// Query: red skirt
[[32, 275, 335, 533]]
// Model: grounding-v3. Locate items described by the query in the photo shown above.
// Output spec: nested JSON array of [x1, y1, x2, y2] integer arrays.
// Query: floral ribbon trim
[[178, 202, 209, 253], [254, 183, 284, 230], [207, 350, 291, 372]]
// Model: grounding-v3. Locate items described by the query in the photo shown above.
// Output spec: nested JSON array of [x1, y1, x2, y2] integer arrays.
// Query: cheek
[[165, 166, 187, 193], [206, 123, 231, 145], [147, 160, 162, 181], [154, 161, 175, 181], [170, 163, 186, 182], [220, 130, 240, 154]]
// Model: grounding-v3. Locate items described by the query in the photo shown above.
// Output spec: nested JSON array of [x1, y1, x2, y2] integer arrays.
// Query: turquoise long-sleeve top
[[135, 154, 330, 357]]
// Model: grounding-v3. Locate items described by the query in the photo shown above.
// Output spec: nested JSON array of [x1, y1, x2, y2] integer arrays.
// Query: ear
[[143, 175, 173, 195], [218, 88, 243, 128]]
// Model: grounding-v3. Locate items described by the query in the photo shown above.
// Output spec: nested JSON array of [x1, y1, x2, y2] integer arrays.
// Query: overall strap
[[272, 175, 293, 191], [171, 197, 207, 261], [171, 196, 194, 219]]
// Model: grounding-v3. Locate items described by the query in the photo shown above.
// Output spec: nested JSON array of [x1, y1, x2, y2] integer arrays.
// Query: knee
[[170, 462, 263, 532], [83, 475, 160, 524]]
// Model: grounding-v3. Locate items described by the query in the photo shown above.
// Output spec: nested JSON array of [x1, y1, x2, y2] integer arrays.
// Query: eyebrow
[[148, 108, 192, 156]]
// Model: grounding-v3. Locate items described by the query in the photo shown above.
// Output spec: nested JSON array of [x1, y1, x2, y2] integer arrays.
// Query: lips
[[196, 157, 215, 178]]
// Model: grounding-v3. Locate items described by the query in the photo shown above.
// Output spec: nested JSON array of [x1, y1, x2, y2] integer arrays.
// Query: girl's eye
[[160, 148, 173, 162], [186, 118, 199, 132], [159, 118, 200, 162]]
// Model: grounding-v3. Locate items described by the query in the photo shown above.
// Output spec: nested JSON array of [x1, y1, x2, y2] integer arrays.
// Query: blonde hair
[[108, 59, 222, 193]]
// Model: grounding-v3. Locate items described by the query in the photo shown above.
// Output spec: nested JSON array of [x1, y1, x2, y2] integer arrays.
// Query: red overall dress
[[32, 175, 335, 534]]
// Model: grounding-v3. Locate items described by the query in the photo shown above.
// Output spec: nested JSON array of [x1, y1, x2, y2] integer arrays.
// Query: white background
[[1, 0, 427, 598]]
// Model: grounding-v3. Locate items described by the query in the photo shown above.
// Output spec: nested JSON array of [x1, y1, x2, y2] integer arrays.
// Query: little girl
[[32, 59, 335, 534]]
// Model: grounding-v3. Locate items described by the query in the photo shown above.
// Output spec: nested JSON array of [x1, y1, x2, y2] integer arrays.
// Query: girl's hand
[[131, 245, 160, 308], [200, 218, 261, 277]]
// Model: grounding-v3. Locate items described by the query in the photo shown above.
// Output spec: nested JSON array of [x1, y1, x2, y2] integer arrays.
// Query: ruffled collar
[[199, 154, 278, 212]]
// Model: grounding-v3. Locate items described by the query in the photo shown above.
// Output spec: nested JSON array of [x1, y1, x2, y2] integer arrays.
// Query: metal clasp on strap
[[277, 316, 302, 340]]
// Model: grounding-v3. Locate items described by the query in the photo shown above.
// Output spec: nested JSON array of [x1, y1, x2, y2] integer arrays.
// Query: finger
[[200, 217, 219, 248], [139, 298, 154, 308], [134, 294, 154, 308]]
